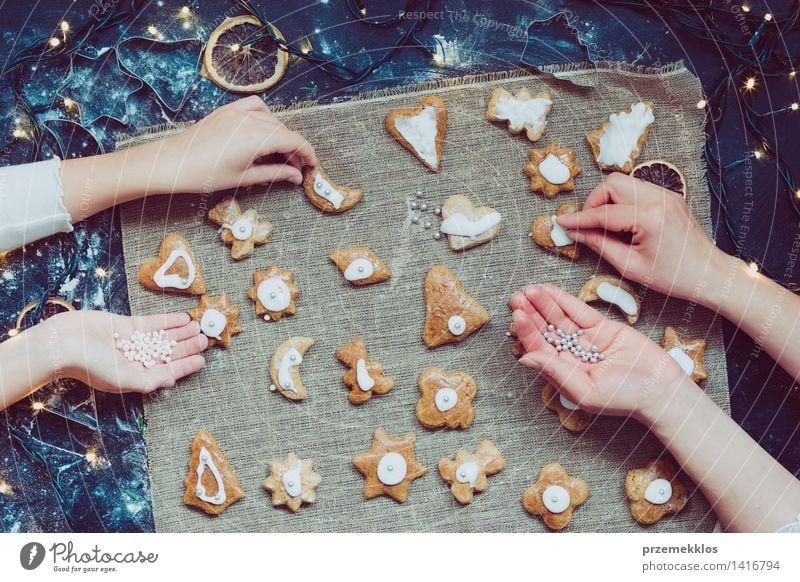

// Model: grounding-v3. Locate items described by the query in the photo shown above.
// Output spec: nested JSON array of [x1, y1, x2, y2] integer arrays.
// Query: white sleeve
[[0, 157, 74, 253]]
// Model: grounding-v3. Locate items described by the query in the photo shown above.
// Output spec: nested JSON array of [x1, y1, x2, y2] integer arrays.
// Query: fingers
[[243, 163, 303, 186], [536, 283, 604, 330], [133, 313, 191, 333], [170, 333, 208, 360], [147, 354, 206, 390], [519, 351, 593, 400], [255, 122, 317, 167], [165, 320, 202, 343], [508, 291, 545, 324], [566, 228, 633, 267], [557, 204, 637, 234], [220, 95, 271, 114], [522, 284, 575, 333], [512, 309, 550, 353], [583, 172, 638, 209]]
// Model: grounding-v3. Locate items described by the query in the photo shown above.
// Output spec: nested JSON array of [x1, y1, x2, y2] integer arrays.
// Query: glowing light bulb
[[147, 25, 159, 36], [764, 13, 772, 21], [790, 71, 797, 78], [94, 266, 107, 278], [696, 99, 707, 109], [744, 77, 756, 91], [753, 150, 763, 159], [360, 6, 367, 15], [741, 4, 750, 12], [49, 37, 61, 47], [432, 53, 444, 66], [180, 6, 191, 15], [12, 129, 25, 139], [32, 401, 45, 412], [795, 189, 800, 200], [60, 21, 69, 32], [85, 450, 97, 464], [0, 482, 11, 495], [791, 103, 799, 111], [63, 97, 75, 108], [746, 261, 759, 277]]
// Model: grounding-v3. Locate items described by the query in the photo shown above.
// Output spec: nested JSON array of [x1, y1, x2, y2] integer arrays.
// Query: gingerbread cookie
[[269, 337, 314, 401], [336, 339, 395, 405], [438, 440, 506, 505], [587, 102, 655, 173], [261, 452, 321, 513], [303, 163, 364, 214], [524, 142, 582, 198], [352, 428, 427, 503], [625, 458, 689, 525], [183, 429, 244, 516], [416, 367, 477, 429], [485, 87, 552, 141], [531, 201, 581, 260], [522, 463, 589, 531], [247, 264, 301, 321], [578, 274, 640, 324], [661, 326, 708, 383], [423, 265, 490, 348], [207, 196, 272, 260], [541, 382, 593, 432], [329, 247, 391, 286], [187, 293, 243, 348], [439, 194, 502, 251], [386, 95, 447, 171], [138, 232, 206, 295]]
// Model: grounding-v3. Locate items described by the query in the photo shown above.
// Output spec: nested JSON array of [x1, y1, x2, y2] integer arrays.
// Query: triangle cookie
[[423, 265, 490, 348], [138, 232, 206, 295], [386, 95, 447, 171], [183, 429, 244, 516]]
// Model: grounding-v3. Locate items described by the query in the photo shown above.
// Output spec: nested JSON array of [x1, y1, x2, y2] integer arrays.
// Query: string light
[[84, 449, 98, 464], [60, 21, 69, 32], [741, 4, 750, 12], [746, 261, 760, 277], [432, 53, 444, 66], [12, 128, 25, 138], [0, 481, 11, 495], [360, 5, 367, 15], [31, 401, 45, 412], [147, 25, 158, 36], [48, 37, 61, 48], [62, 97, 75, 108], [753, 150, 763, 159], [744, 77, 757, 91], [763, 13, 773, 21], [696, 99, 707, 108], [795, 189, 800, 200], [180, 6, 191, 16], [94, 266, 107, 278], [790, 71, 797, 78], [791, 103, 799, 111]]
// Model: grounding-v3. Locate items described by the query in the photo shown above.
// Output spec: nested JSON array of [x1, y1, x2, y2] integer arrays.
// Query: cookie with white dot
[[541, 382, 593, 432], [247, 264, 301, 321], [183, 429, 244, 516], [187, 293, 242, 348], [522, 463, 589, 531], [269, 337, 314, 401], [423, 265, 490, 348], [329, 247, 391, 286], [303, 163, 364, 214], [207, 196, 272, 260], [416, 367, 477, 429], [439, 440, 506, 504], [335, 339, 394, 404], [352, 428, 427, 503], [261, 452, 321, 513], [625, 458, 689, 525]]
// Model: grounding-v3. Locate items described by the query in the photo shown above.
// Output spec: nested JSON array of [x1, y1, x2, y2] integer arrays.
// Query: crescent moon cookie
[[440, 194, 502, 251], [386, 95, 447, 171], [335, 339, 395, 405], [423, 265, 491, 348], [329, 247, 391, 286], [522, 463, 589, 531], [261, 452, 321, 513], [661, 326, 708, 383], [485, 87, 553, 141], [586, 101, 655, 173], [625, 458, 689, 525], [303, 163, 364, 214], [541, 382, 593, 433], [578, 274, 640, 324], [416, 367, 477, 429], [248, 264, 301, 321], [187, 293, 243, 348], [269, 337, 314, 401], [138, 233, 206, 295], [524, 142, 582, 198], [352, 427, 427, 503], [531, 201, 582, 260], [207, 196, 272, 260], [183, 429, 245, 516], [438, 440, 506, 505]]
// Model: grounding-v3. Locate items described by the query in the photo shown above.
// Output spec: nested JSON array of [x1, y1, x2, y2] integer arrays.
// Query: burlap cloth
[[119, 63, 729, 532]]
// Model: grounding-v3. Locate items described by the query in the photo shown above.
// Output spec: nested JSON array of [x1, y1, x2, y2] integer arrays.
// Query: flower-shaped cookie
[[661, 326, 708, 383], [208, 196, 272, 260], [248, 264, 301, 321], [183, 429, 244, 516], [187, 293, 243, 348], [578, 274, 640, 324], [261, 452, 321, 513], [329, 247, 391, 286], [423, 265, 490, 348], [416, 367, 477, 429], [524, 142, 581, 198], [531, 201, 582, 260], [138, 232, 206, 295], [439, 440, 506, 504], [352, 428, 427, 503], [541, 383, 593, 433], [522, 463, 589, 531], [335, 339, 395, 404], [625, 458, 689, 525]]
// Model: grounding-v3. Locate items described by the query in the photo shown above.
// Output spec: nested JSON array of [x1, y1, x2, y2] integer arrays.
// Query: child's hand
[[48, 310, 207, 394], [509, 283, 692, 422]]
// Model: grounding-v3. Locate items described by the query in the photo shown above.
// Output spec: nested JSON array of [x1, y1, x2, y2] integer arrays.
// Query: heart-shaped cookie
[[440, 194, 502, 251], [386, 95, 447, 171], [423, 265, 490, 348], [138, 232, 206, 295]]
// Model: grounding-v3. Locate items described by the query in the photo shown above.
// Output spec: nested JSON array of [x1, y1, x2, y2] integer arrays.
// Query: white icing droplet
[[393, 105, 439, 167], [257, 277, 291, 312], [434, 387, 458, 412], [440, 212, 502, 239], [595, 282, 638, 316], [377, 452, 407, 486], [278, 348, 303, 393], [153, 249, 196, 290], [559, 394, 580, 411], [550, 215, 572, 247], [644, 478, 673, 505], [312, 172, 345, 209], [447, 315, 466, 336], [596, 102, 655, 167], [195, 446, 227, 505], [199, 308, 227, 340], [455, 461, 480, 486], [343, 258, 374, 282], [542, 484, 570, 514], [225, 216, 253, 241], [491, 92, 552, 134], [667, 347, 695, 376], [356, 359, 375, 392], [538, 154, 571, 184], [282, 462, 303, 497]]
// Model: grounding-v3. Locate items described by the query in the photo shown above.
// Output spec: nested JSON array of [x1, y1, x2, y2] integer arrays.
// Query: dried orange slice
[[203, 15, 288, 94], [631, 160, 687, 198]]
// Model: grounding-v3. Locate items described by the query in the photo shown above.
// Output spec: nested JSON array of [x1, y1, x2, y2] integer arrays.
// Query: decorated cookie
[[531, 201, 581, 260], [541, 382, 593, 432], [416, 367, 477, 429], [578, 274, 640, 324], [303, 163, 364, 214], [522, 463, 589, 531], [335, 339, 395, 404], [352, 428, 427, 503], [183, 429, 244, 516], [524, 142, 582, 198], [587, 102, 655, 173], [187, 293, 243, 348], [661, 326, 708, 383], [269, 337, 314, 401], [261, 452, 321, 513], [439, 194, 502, 251], [386, 95, 447, 171], [207, 196, 272, 260], [438, 440, 506, 505], [625, 458, 689, 525], [485, 87, 552, 141], [423, 265, 490, 348], [138, 233, 206, 295], [248, 264, 301, 321], [329, 247, 391, 286]]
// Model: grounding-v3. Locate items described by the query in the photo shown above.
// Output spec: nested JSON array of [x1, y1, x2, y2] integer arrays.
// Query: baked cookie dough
[[269, 337, 314, 401], [626, 458, 689, 525], [386, 95, 447, 171], [440, 194, 502, 251], [183, 429, 244, 516], [587, 102, 655, 173], [261, 452, 321, 513], [352, 428, 427, 503], [248, 264, 301, 321], [329, 247, 390, 286], [524, 142, 581, 198], [187, 293, 243, 348], [439, 440, 506, 504], [335, 339, 395, 405], [303, 163, 364, 214], [522, 463, 589, 531], [578, 274, 640, 324], [531, 201, 582, 260], [423, 265, 490, 348], [541, 382, 593, 433], [485, 87, 552, 141], [416, 367, 477, 429], [661, 326, 708, 383], [207, 196, 272, 260], [139, 232, 206, 295]]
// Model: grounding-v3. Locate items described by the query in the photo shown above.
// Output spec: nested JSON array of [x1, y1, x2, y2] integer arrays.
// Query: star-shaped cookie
[[138, 232, 206, 295], [208, 196, 272, 260], [329, 247, 391, 286], [524, 142, 581, 198], [438, 440, 506, 504], [352, 428, 427, 503], [423, 265, 490, 348], [522, 463, 589, 531], [335, 339, 395, 405], [416, 367, 477, 429], [531, 201, 582, 260], [661, 326, 708, 383], [261, 452, 321, 513], [248, 264, 301, 321], [186, 293, 242, 348], [183, 429, 245, 516], [625, 458, 689, 525], [541, 382, 593, 432]]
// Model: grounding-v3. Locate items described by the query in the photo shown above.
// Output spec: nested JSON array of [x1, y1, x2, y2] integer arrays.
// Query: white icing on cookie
[[313, 172, 345, 210], [596, 282, 638, 316], [393, 105, 439, 167], [538, 154, 571, 184], [440, 211, 502, 239], [223, 216, 253, 241], [434, 387, 458, 412], [492, 92, 552, 134], [356, 358, 375, 392], [278, 348, 303, 393], [195, 446, 226, 505], [550, 216, 573, 247], [153, 249, 196, 290], [667, 347, 695, 376], [644, 478, 673, 505], [257, 277, 292, 313], [199, 308, 227, 340], [559, 394, 580, 411], [455, 461, 480, 486], [282, 461, 303, 498], [597, 102, 655, 167], [542, 484, 570, 514], [447, 315, 466, 336], [344, 258, 374, 282], [377, 452, 407, 486]]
